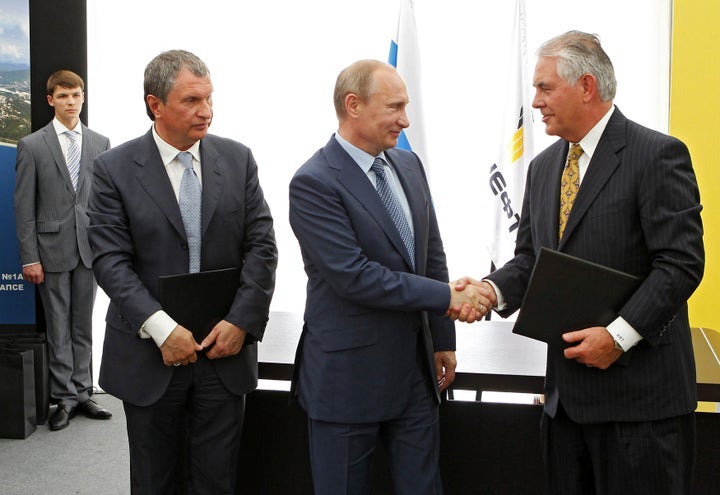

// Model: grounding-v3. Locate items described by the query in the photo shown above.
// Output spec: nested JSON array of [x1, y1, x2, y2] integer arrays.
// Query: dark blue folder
[[512, 248, 641, 344]]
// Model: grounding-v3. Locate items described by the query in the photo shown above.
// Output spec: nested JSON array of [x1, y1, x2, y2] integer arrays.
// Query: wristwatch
[[613, 338, 625, 353]]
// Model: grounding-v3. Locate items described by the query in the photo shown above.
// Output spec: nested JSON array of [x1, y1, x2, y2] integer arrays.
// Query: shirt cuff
[[482, 279, 507, 311], [606, 316, 643, 351], [139, 310, 177, 348]]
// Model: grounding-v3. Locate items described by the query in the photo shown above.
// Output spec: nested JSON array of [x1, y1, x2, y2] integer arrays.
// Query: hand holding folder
[[511, 248, 641, 345], [157, 268, 240, 344]]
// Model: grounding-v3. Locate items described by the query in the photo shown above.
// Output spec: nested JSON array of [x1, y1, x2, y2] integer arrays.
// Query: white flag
[[486, 0, 533, 268], [389, 0, 428, 168]]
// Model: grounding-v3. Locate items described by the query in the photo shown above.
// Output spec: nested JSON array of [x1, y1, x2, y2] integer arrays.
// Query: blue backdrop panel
[[0, 144, 35, 325]]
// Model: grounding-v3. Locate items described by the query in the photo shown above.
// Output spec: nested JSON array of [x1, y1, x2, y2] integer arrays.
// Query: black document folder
[[158, 267, 240, 342], [511, 248, 641, 344]]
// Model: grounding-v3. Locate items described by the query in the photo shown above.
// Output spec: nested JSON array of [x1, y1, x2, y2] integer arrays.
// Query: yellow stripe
[[671, 0, 720, 328], [509, 128, 523, 163]]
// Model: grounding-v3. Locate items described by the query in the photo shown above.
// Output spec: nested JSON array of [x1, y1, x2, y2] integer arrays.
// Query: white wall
[[87, 0, 670, 380]]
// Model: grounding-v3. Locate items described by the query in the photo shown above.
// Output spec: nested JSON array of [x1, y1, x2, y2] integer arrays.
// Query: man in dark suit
[[87, 50, 277, 494], [458, 31, 704, 494], [289, 59, 491, 495], [14, 70, 112, 430]]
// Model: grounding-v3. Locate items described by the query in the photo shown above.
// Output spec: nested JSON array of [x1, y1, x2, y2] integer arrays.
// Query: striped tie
[[65, 130, 81, 191], [371, 157, 415, 271]]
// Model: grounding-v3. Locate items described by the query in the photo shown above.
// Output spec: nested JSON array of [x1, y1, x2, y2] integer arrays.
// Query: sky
[[0, 0, 29, 66]]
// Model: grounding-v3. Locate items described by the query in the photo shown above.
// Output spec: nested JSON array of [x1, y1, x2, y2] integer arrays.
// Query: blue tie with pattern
[[178, 151, 202, 273], [371, 157, 415, 271]]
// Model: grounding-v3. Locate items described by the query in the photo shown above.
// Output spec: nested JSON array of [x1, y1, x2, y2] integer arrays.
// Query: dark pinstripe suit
[[486, 108, 704, 493]]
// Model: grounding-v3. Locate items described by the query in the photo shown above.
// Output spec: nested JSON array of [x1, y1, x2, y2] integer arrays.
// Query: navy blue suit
[[289, 135, 455, 494], [486, 108, 704, 494]]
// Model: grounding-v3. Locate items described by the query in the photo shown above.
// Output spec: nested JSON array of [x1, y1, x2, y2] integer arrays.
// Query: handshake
[[446, 277, 498, 323]]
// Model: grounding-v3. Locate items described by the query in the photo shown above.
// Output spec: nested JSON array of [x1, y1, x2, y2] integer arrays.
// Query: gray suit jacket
[[14, 121, 111, 272], [486, 108, 704, 423], [88, 130, 277, 407]]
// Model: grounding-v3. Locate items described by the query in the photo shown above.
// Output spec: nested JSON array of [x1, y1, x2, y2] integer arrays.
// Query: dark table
[[241, 312, 720, 494]]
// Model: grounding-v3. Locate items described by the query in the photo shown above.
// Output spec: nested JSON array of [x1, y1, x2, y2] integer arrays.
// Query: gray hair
[[333, 59, 391, 120], [537, 31, 617, 101], [143, 49, 210, 120]]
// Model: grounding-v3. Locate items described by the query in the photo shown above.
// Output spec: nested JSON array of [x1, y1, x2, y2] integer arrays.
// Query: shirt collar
[[52, 118, 82, 136], [334, 132, 387, 174], [152, 125, 201, 167], [577, 105, 615, 159]]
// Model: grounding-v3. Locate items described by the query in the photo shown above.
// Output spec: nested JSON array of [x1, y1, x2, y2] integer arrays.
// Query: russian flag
[[388, 0, 429, 169]]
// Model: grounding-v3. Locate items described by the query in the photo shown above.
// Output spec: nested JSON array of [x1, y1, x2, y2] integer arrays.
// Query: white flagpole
[[486, 0, 533, 268]]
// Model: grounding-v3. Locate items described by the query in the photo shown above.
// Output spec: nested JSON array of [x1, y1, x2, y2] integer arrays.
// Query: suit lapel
[[199, 139, 223, 236], [543, 141, 567, 248], [40, 123, 75, 195], [329, 139, 415, 272], [134, 131, 186, 239], [386, 151, 427, 274], [559, 111, 626, 247], [76, 124, 94, 195]]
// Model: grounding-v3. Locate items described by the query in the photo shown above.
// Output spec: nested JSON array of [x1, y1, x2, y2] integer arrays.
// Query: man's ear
[[580, 73, 598, 102], [146, 94, 162, 119], [345, 93, 360, 118]]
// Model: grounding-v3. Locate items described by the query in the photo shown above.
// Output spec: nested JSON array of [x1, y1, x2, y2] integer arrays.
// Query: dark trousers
[[123, 354, 246, 495], [307, 359, 442, 495], [542, 403, 695, 495]]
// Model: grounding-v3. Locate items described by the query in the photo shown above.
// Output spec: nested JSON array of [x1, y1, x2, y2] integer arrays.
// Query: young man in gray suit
[[458, 31, 704, 495], [14, 70, 112, 431]]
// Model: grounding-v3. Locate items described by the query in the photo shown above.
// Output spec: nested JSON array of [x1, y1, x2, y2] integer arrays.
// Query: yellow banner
[[671, 0, 720, 329]]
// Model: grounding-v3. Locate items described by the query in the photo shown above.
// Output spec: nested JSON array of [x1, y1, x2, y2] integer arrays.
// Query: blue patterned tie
[[371, 157, 415, 271], [178, 152, 202, 273], [64, 130, 80, 191]]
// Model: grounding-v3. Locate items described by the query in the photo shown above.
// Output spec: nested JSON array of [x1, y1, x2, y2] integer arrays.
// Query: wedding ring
[[173, 362, 181, 366], [479, 305, 485, 313]]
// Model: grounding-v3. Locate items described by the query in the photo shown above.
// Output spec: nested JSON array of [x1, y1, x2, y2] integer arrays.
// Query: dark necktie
[[178, 151, 202, 273], [371, 157, 415, 271]]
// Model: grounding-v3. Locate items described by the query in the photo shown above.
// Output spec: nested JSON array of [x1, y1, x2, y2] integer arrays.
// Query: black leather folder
[[158, 267, 240, 342], [512, 248, 641, 344]]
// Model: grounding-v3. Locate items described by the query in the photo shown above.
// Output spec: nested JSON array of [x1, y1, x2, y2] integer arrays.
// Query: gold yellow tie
[[559, 143, 583, 240]]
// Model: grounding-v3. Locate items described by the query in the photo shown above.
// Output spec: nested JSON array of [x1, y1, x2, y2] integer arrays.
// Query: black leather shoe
[[76, 399, 113, 419], [49, 405, 76, 431]]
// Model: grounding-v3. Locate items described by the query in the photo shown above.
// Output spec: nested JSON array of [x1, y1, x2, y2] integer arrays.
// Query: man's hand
[[446, 277, 498, 322], [562, 327, 623, 370], [201, 320, 247, 360], [161, 325, 203, 366], [435, 351, 457, 392], [22, 263, 44, 285]]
